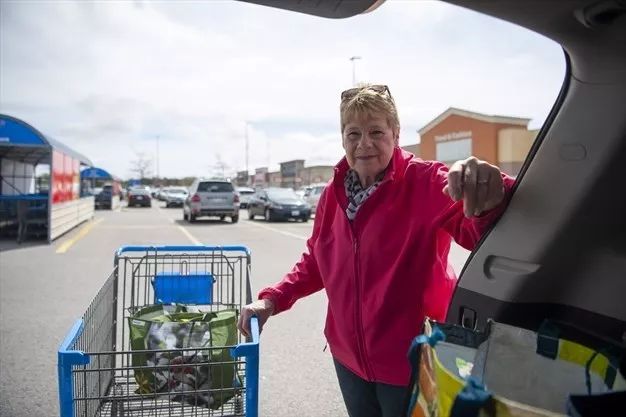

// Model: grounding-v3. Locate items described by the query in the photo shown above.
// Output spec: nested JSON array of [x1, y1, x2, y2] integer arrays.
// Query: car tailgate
[[200, 191, 234, 209]]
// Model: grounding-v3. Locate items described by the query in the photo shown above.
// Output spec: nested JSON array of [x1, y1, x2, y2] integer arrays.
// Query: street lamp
[[349, 56, 362, 86], [245, 122, 249, 177], [155, 135, 160, 182]]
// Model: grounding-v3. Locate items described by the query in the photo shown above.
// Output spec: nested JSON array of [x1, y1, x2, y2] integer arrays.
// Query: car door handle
[[484, 256, 541, 280]]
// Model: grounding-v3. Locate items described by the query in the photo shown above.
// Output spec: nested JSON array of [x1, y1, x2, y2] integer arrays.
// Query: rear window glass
[[169, 188, 187, 194], [267, 188, 298, 199], [197, 182, 234, 192]]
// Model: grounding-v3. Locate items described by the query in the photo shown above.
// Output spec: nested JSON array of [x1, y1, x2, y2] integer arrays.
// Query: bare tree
[[211, 154, 231, 179], [130, 152, 153, 180]]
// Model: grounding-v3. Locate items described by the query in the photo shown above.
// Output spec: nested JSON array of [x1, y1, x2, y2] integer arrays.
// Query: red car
[[127, 188, 152, 208]]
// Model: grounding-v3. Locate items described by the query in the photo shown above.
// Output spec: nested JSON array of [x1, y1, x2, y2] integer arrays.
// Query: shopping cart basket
[[58, 245, 260, 417]]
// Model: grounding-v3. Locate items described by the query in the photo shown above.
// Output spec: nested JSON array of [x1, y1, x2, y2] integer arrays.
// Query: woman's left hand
[[443, 156, 505, 218]]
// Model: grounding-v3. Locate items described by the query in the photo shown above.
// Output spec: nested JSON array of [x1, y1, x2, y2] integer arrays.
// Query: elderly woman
[[238, 84, 515, 417]]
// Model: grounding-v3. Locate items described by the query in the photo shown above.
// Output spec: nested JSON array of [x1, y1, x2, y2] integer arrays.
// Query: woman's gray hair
[[340, 84, 400, 133]]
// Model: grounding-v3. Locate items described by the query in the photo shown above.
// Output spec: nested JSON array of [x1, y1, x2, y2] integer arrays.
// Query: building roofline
[[302, 164, 334, 169], [417, 107, 531, 136]]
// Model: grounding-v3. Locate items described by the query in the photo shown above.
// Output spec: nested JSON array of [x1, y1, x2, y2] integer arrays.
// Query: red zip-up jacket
[[259, 147, 515, 386]]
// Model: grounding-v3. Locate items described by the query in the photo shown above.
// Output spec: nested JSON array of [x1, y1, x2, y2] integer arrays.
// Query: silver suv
[[305, 183, 326, 213], [183, 179, 240, 223]]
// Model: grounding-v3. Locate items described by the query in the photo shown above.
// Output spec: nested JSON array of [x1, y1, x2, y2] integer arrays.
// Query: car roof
[[266, 187, 294, 191], [197, 178, 231, 183], [240, 0, 626, 342]]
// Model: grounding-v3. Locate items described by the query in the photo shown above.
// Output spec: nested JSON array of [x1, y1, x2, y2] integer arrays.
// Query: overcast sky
[[0, 0, 565, 179]]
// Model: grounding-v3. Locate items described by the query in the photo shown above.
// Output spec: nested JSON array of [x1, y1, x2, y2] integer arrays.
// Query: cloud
[[0, 0, 564, 179]]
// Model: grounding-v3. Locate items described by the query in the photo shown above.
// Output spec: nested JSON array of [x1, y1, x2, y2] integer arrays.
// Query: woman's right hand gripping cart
[[238, 298, 275, 338]]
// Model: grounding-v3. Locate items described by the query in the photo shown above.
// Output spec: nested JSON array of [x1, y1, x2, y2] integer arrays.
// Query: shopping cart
[[58, 245, 260, 417]]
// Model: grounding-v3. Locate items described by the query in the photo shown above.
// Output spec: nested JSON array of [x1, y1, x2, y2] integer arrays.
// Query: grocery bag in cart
[[128, 304, 240, 409], [58, 245, 260, 417], [405, 318, 626, 417]]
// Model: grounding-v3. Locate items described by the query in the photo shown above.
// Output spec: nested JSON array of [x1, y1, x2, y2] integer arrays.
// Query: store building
[[401, 143, 421, 158], [407, 107, 537, 176], [235, 170, 250, 187], [279, 160, 305, 189], [253, 167, 268, 188], [268, 171, 282, 187], [299, 165, 334, 186]]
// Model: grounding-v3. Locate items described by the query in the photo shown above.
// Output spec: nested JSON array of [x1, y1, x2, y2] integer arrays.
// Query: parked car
[[163, 187, 188, 208], [94, 185, 113, 209], [159, 187, 172, 201], [248, 187, 311, 222], [127, 188, 152, 207], [236, 187, 255, 209], [183, 179, 239, 223], [157, 188, 169, 201], [88, 187, 103, 197], [304, 183, 326, 213], [246, 0, 626, 349], [295, 189, 307, 200]]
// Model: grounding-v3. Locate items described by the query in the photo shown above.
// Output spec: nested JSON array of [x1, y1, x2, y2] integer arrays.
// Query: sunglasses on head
[[341, 84, 392, 100]]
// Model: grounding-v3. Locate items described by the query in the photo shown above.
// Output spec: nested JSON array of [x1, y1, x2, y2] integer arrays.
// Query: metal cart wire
[[58, 245, 260, 417]]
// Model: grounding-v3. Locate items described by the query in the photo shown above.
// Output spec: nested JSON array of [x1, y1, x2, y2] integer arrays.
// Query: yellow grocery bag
[[404, 319, 625, 417]]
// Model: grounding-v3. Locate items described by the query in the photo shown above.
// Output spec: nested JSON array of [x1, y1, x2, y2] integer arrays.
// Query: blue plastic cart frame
[[58, 245, 260, 417]]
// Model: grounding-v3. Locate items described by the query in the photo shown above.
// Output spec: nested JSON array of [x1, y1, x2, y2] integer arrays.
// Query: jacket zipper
[[351, 227, 375, 381], [344, 176, 392, 381]]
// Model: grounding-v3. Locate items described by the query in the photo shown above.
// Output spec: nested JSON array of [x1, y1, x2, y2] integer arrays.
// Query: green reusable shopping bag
[[128, 304, 240, 409]]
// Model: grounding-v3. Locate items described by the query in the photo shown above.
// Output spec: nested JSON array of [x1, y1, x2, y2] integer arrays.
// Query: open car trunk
[[236, 0, 626, 345]]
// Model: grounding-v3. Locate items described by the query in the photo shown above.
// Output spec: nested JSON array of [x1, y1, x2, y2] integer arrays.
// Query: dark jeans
[[334, 359, 407, 417]]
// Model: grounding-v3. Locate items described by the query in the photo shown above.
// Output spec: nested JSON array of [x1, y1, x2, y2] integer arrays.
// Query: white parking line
[[100, 225, 168, 229], [166, 218, 202, 245], [176, 225, 202, 245], [246, 220, 307, 241]]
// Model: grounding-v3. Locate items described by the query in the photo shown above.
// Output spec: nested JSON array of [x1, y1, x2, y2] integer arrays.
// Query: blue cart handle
[[58, 319, 90, 417], [231, 316, 260, 417], [232, 316, 260, 357], [115, 245, 251, 257]]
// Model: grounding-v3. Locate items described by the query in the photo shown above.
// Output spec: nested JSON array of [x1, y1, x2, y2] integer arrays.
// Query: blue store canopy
[[81, 167, 120, 181], [0, 114, 92, 166]]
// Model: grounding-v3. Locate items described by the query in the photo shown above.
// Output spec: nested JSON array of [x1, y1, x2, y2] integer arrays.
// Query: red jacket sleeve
[[257, 190, 326, 315], [428, 161, 515, 251]]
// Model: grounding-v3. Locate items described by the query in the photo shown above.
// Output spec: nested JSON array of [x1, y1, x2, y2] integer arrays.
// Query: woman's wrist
[[260, 297, 276, 315]]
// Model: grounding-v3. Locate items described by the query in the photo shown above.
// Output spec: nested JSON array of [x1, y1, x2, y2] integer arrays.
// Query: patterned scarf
[[344, 169, 385, 221]]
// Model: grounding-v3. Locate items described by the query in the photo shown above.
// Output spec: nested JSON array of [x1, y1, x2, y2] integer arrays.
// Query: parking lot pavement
[[0, 202, 469, 417]]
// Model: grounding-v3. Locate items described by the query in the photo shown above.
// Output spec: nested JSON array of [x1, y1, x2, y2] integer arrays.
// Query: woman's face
[[342, 114, 399, 183]]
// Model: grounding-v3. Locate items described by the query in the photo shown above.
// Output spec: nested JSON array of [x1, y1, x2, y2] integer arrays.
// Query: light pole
[[350, 56, 361, 86], [266, 136, 270, 169], [245, 122, 249, 178], [155, 135, 160, 183]]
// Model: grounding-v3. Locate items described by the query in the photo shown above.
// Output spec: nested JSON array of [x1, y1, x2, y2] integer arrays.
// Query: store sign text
[[435, 131, 472, 142]]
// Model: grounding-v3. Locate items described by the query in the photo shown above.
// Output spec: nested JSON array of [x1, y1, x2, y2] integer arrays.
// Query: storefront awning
[[0, 114, 92, 166], [81, 167, 120, 182]]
